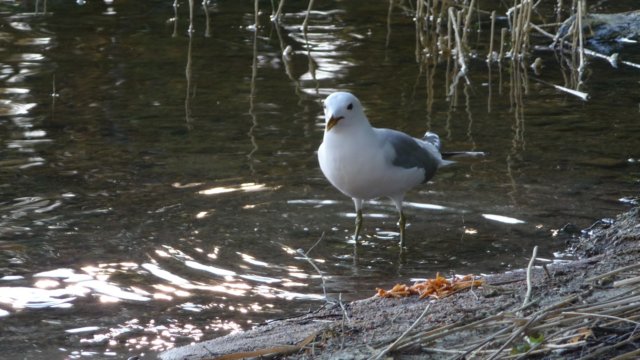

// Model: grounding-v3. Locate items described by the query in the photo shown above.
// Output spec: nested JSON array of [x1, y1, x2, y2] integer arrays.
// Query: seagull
[[317, 92, 451, 247]]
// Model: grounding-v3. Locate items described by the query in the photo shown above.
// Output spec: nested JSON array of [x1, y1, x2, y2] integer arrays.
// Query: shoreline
[[161, 207, 640, 360]]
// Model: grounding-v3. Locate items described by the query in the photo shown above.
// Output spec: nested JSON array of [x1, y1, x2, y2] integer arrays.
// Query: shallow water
[[0, 1, 638, 358]]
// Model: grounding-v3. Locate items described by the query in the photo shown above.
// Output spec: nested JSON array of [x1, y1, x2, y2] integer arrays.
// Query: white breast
[[318, 131, 425, 200]]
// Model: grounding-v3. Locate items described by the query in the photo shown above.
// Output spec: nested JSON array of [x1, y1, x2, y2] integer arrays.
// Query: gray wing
[[380, 129, 442, 183]]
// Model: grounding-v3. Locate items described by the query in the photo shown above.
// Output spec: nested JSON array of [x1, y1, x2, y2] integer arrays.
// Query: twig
[[611, 348, 640, 360], [545, 340, 586, 349], [448, 7, 467, 75], [369, 303, 432, 360], [468, 275, 479, 300], [514, 297, 540, 313], [557, 42, 640, 71], [51, 74, 57, 97], [528, 303, 640, 337], [253, 0, 259, 28], [522, 245, 538, 309], [202, 0, 211, 37], [487, 10, 496, 62], [584, 48, 619, 67], [586, 262, 640, 282], [306, 231, 325, 256], [296, 234, 329, 302], [620, 59, 640, 69], [397, 313, 507, 351], [461, 0, 476, 46], [576, 0, 586, 74], [561, 311, 640, 326], [488, 313, 543, 360], [456, 325, 512, 360], [499, 27, 507, 61], [337, 293, 351, 323], [491, 293, 583, 359], [530, 78, 589, 100], [530, 23, 555, 39], [580, 332, 640, 360], [270, 0, 285, 22], [301, 0, 315, 33], [187, 0, 194, 34], [385, 0, 393, 48], [515, 321, 590, 359], [567, 294, 640, 313], [506, 0, 534, 18], [614, 276, 640, 288], [338, 293, 350, 350]]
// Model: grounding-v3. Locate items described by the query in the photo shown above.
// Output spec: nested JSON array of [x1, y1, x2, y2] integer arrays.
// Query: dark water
[[0, 0, 638, 358]]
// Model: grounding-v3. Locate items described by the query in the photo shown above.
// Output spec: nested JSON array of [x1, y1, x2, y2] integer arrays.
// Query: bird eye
[[347, 103, 353, 110]]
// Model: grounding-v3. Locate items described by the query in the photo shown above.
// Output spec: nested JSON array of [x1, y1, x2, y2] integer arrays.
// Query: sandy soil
[[161, 207, 640, 360]]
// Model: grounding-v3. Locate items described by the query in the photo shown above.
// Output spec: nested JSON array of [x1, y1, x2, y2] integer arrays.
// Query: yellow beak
[[326, 116, 343, 131]]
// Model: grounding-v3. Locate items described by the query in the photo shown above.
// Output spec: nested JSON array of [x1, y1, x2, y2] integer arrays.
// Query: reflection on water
[[196, 182, 276, 196], [482, 213, 526, 225], [0, 245, 325, 355], [0, 253, 325, 308], [0, 0, 638, 358]]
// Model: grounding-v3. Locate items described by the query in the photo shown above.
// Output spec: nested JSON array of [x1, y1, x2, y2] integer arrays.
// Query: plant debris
[[376, 273, 485, 299]]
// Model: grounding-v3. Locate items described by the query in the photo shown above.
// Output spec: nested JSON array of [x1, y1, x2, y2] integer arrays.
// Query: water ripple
[[0, 100, 36, 115]]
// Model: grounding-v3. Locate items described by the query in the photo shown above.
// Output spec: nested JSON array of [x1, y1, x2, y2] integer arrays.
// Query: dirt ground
[[160, 207, 640, 360]]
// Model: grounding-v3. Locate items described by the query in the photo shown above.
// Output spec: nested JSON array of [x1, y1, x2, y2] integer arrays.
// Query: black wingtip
[[441, 151, 488, 159]]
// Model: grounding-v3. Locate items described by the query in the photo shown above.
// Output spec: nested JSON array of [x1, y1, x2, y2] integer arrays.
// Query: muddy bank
[[161, 207, 640, 360]]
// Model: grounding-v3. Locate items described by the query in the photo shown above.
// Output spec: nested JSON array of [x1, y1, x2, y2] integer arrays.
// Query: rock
[[556, 10, 640, 53]]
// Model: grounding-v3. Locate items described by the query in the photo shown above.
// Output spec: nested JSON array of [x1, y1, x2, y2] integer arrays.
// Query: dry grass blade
[[461, 0, 476, 46], [579, 333, 640, 360], [368, 303, 432, 360], [487, 313, 545, 360], [576, 0, 586, 74], [301, 0, 315, 33], [395, 313, 509, 352], [561, 311, 640, 326], [585, 262, 640, 282], [448, 7, 468, 75], [611, 348, 640, 360], [270, 0, 285, 22], [456, 325, 513, 359], [521, 245, 538, 309], [614, 276, 640, 287]]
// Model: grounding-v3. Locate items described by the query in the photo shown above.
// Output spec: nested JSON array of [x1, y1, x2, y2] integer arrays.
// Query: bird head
[[323, 92, 368, 132]]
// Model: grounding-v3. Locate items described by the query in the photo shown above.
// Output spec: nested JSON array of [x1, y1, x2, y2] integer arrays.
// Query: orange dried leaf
[[376, 274, 484, 300]]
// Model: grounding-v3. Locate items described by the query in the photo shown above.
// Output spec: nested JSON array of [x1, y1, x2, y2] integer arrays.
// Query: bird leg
[[354, 209, 363, 244], [398, 210, 406, 247]]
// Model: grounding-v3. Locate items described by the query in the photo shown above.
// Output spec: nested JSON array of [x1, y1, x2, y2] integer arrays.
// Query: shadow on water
[[0, 0, 638, 358]]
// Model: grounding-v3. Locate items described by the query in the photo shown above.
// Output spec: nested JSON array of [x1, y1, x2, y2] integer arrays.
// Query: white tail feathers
[[422, 131, 441, 151]]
